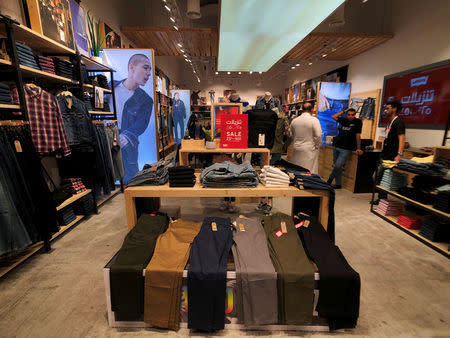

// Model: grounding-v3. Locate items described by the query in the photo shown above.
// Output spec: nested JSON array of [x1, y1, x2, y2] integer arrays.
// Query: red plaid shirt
[[12, 85, 71, 156]]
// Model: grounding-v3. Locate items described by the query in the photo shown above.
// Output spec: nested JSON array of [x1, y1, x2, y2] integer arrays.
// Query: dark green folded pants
[[263, 212, 314, 325], [110, 214, 169, 320]]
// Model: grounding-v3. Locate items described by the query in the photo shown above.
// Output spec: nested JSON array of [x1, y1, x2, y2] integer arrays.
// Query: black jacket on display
[[247, 108, 278, 149]]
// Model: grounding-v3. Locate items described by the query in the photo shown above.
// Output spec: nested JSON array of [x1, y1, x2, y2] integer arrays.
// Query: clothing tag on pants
[[258, 133, 265, 146], [14, 140, 22, 152], [238, 223, 245, 232], [211, 222, 217, 231], [275, 229, 283, 238], [295, 220, 305, 229], [281, 221, 287, 233]]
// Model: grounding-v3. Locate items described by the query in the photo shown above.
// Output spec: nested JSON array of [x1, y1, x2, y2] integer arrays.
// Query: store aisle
[[0, 191, 449, 337]]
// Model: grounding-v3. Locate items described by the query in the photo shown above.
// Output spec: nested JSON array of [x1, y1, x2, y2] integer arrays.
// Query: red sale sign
[[381, 63, 450, 126], [220, 114, 248, 148]]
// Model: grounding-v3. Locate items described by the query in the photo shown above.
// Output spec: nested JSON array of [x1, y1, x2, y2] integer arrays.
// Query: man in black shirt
[[327, 108, 363, 189]]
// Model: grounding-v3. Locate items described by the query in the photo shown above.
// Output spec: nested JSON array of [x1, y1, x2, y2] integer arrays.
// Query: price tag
[[238, 223, 245, 232], [295, 220, 305, 229], [275, 229, 283, 238], [211, 222, 217, 231], [14, 140, 22, 152], [281, 221, 287, 233], [258, 133, 265, 146]]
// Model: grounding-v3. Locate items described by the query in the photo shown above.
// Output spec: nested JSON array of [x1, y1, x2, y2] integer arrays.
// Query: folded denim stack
[[15, 42, 40, 70], [37, 56, 56, 74], [259, 165, 290, 187], [200, 161, 259, 188], [83, 92, 94, 111], [398, 187, 436, 205], [168, 166, 196, 187], [412, 175, 447, 191], [396, 215, 422, 230], [80, 64, 89, 84], [419, 218, 450, 242], [127, 159, 173, 186], [433, 191, 450, 213], [52, 57, 75, 79], [376, 199, 404, 216], [73, 194, 95, 215], [97, 74, 110, 89], [57, 205, 76, 226], [61, 178, 86, 195], [88, 75, 100, 87], [397, 158, 447, 177], [0, 83, 12, 104], [103, 101, 111, 112], [380, 169, 408, 191]]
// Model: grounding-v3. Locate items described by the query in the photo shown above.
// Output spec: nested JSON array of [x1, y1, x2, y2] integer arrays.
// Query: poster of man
[[170, 89, 191, 144], [103, 49, 157, 184]]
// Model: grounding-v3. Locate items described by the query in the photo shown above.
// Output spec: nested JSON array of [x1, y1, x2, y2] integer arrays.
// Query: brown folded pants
[[144, 220, 202, 330]]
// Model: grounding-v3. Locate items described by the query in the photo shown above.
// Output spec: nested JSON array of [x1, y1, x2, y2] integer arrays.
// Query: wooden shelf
[[160, 141, 176, 152], [80, 55, 113, 72], [88, 111, 115, 115], [51, 215, 85, 241], [97, 188, 121, 207], [19, 65, 79, 84], [83, 83, 112, 93], [0, 104, 21, 109], [0, 59, 13, 67], [372, 210, 449, 258], [0, 23, 76, 54], [376, 186, 450, 219], [286, 99, 316, 105], [56, 189, 92, 211]]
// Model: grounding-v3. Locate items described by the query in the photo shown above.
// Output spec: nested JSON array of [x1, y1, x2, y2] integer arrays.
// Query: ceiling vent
[[187, 0, 202, 19]]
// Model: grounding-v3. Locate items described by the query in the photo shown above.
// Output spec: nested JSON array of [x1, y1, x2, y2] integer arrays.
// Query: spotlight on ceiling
[[177, 43, 182, 47], [170, 17, 175, 22], [296, 63, 300, 66], [215, 71, 218, 75], [322, 53, 327, 57], [249, 71, 253, 74], [227, 71, 231, 74], [238, 71, 241, 74], [165, 5, 171, 11], [291, 66, 295, 69], [173, 25, 179, 31]]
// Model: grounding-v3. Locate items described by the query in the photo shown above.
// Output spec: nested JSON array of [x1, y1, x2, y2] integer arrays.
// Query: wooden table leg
[[125, 190, 137, 231], [261, 151, 270, 166], [179, 151, 188, 166]]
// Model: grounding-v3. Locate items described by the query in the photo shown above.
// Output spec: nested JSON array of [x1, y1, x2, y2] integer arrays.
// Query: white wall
[[286, 0, 450, 147]]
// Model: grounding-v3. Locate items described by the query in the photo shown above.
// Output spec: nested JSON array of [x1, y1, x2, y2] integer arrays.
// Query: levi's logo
[[411, 76, 428, 87]]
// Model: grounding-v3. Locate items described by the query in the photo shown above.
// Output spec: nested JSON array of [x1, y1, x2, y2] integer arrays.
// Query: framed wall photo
[[68, 0, 88, 56], [100, 21, 122, 49], [212, 103, 242, 138]]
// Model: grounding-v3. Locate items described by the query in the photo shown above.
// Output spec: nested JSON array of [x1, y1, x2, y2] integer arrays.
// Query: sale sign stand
[[220, 114, 248, 149]]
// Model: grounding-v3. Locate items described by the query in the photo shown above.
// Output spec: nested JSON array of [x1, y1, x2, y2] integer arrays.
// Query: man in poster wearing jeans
[[327, 108, 363, 189], [113, 54, 153, 183]]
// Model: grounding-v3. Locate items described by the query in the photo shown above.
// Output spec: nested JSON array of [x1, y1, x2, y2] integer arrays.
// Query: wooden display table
[[124, 174, 329, 231], [179, 145, 270, 166]]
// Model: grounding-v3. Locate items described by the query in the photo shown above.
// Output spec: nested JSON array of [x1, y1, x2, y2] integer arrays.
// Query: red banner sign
[[220, 114, 248, 148]]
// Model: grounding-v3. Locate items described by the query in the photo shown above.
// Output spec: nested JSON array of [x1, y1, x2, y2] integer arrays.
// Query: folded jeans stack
[[397, 158, 447, 177], [73, 194, 95, 215], [61, 178, 86, 195], [168, 166, 196, 187], [396, 215, 423, 230], [376, 199, 404, 216], [96, 74, 110, 89], [433, 191, 450, 213], [15, 42, 40, 70], [259, 165, 290, 187], [127, 159, 173, 186], [52, 57, 75, 80], [83, 92, 94, 111], [37, 56, 56, 74], [419, 218, 450, 242], [56, 205, 76, 226], [397, 187, 436, 205], [380, 169, 408, 191], [200, 161, 259, 188], [0, 83, 12, 104]]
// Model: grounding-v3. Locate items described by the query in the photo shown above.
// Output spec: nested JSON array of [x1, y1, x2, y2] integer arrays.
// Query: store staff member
[[327, 108, 363, 189], [373, 100, 406, 203]]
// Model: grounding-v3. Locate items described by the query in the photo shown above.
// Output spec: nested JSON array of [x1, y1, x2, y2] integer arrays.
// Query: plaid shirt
[[12, 85, 71, 156]]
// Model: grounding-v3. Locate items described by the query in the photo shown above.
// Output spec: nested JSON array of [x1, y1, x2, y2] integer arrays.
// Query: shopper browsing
[[113, 54, 153, 183], [327, 108, 363, 189]]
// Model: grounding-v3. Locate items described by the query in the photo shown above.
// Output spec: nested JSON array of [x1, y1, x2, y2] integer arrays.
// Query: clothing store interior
[[0, 0, 449, 336]]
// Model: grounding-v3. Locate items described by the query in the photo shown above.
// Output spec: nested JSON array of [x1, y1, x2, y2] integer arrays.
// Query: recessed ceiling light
[[362, 0, 368, 3], [180, 49, 184, 53], [259, 71, 262, 74], [296, 63, 300, 66], [322, 53, 327, 57], [173, 25, 178, 31], [215, 71, 218, 75], [308, 61, 313, 65], [249, 71, 253, 74], [170, 17, 175, 22], [165, 5, 171, 11], [227, 71, 231, 74], [238, 71, 241, 74], [177, 43, 182, 47], [291, 66, 295, 69], [197, 78, 201, 82]]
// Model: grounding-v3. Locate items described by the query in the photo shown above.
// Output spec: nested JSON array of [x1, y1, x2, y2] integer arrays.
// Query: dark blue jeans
[[173, 117, 184, 144], [122, 142, 139, 184], [329, 147, 351, 186]]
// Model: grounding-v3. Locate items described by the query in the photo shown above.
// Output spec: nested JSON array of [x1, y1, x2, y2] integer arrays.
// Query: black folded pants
[[188, 217, 233, 331]]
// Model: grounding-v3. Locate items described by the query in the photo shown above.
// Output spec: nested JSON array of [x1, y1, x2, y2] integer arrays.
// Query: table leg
[[261, 151, 270, 166], [180, 151, 188, 166], [125, 190, 137, 231], [318, 192, 329, 231]]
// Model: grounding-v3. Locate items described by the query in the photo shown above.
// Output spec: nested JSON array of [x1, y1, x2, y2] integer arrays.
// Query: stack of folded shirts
[[397, 215, 423, 230], [397, 158, 447, 177], [200, 161, 259, 188], [0, 83, 12, 104], [52, 57, 75, 79], [380, 169, 408, 191], [259, 165, 290, 187], [15, 42, 40, 70], [57, 205, 76, 226], [37, 56, 55, 74], [61, 178, 86, 195], [73, 194, 95, 215], [376, 199, 404, 216], [127, 159, 173, 186], [168, 166, 196, 187], [419, 218, 450, 242], [412, 175, 447, 191], [96, 74, 110, 89], [80, 63, 89, 84], [433, 191, 450, 213]]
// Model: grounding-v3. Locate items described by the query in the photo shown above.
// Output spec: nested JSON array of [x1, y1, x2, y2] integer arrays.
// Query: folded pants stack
[[376, 199, 404, 216], [231, 217, 278, 326], [96, 74, 110, 89], [397, 215, 423, 230], [37, 56, 55, 74], [61, 178, 86, 195], [380, 169, 408, 191], [259, 165, 290, 187], [419, 218, 450, 242], [397, 158, 447, 177], [83, 92, 94, 111], [73, 194, 95, 215], [15, 42, 40, 70], [144, 220, 202, 330], [200, 161, 259, 188], [56, 205, 76, 226], [52, 57, 75, 79], [398, 187, 435, 205], [127, 159, 173, 186], [168, 166, 196, 187], [433, 191, 450, 213], [0, 83, 12, 104]]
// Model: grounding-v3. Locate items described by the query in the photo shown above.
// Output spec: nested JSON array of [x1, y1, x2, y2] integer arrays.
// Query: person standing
[[373, 100, 406, 203], [290, 103, 322, 174], [173, 92, 186, 144], [270, 107, 292, 165], [327, 108, 363, 189]]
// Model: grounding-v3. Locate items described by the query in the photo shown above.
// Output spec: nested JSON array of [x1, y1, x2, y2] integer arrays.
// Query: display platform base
[[104, 253, 329, 331]]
